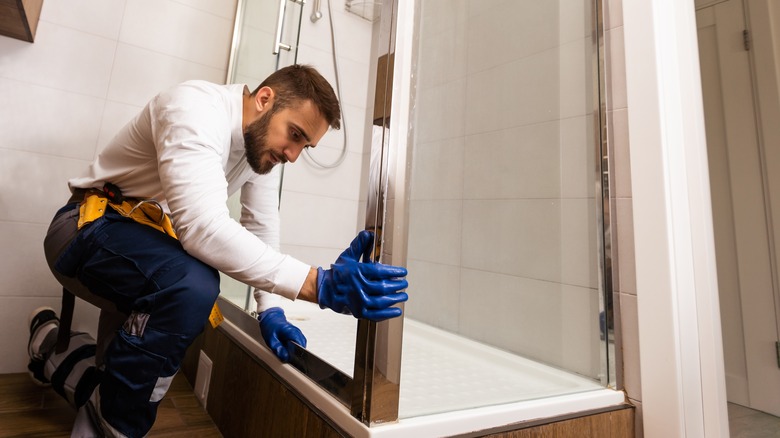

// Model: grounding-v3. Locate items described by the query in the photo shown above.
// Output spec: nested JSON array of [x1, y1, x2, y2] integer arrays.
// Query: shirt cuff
[[253, 289, 281, 313], [269, 256, 312, 301]]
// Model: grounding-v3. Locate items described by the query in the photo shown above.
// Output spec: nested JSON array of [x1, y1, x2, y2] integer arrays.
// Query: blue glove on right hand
[[317, 230, 409, 321], [258, 307, 306, 363]]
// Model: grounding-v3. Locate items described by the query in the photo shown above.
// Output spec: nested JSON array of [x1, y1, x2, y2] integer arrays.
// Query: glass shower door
[[220, 0, 305, 311], [391, 0, 614, 419]]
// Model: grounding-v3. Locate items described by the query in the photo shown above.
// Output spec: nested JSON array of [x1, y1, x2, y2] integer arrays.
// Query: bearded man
[[30, 64, 409, 437]]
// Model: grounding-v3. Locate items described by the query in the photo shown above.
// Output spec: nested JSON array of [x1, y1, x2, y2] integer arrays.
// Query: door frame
[[623, 0, 730, 436]]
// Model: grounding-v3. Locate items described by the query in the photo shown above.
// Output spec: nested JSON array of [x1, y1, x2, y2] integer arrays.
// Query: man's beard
[[244, 108, 279, 175]]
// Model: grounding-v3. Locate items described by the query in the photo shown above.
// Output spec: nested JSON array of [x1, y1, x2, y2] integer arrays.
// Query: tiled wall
[[0, 0, 374, 374]]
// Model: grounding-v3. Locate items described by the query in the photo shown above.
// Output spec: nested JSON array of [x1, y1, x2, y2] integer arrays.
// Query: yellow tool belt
[[77, 189, 177, 239], [76, 188, 224, 327]]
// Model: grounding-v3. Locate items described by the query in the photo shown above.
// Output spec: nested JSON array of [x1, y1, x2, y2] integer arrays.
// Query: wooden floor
[[0, 372, 222, 437]]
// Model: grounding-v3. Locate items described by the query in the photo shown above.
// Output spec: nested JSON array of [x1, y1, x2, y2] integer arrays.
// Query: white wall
[[0, 0, 236, 373]]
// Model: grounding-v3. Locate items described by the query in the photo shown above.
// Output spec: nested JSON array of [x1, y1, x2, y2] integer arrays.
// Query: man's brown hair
[[252, 64, 341, 130]]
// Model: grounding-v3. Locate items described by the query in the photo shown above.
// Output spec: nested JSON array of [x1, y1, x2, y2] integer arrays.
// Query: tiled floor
[[729, 403, 780, 438]]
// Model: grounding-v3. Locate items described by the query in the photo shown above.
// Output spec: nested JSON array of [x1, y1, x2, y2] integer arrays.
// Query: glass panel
[[398, 0, 611, 418], [220, 0, 304, 312], [216, 0, 400, 417]]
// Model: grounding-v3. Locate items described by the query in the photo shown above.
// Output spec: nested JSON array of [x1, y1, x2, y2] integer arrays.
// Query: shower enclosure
[[218, 0, 618, 428]]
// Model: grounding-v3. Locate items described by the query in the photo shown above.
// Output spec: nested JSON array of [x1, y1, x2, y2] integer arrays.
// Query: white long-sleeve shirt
[[69, 80, 309, 308]]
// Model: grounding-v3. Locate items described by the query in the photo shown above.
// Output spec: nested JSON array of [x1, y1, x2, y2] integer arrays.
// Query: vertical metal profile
[[352, 87, 404, 425], [225, 0, 245, 84], [352, 122, 406, 423], [351, 0, 407, 425], [592, 0, 617, 388]]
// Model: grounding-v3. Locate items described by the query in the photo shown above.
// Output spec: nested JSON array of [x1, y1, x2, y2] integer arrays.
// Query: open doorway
[[695, 0, 780, 430]]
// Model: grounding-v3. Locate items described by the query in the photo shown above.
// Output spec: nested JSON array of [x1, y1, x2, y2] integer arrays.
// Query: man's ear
[[255, 86, 275, 111]]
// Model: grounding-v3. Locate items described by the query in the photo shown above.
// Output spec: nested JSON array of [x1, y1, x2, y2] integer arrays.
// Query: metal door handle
[[273, 0, 292, 55], [311, 0, 322, 22]]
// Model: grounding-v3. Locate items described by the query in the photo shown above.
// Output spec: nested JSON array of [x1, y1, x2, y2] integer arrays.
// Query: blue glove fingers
[[338, 230, 375, 263], [363, 290, 409, 307], [260, 325, 289, 362], [357, 262, 408, 281], [353, 264, 407, 296], [347, 281, 407, 320], [358, 295, 407, 322], [258, 308, 307, 363], [340, 265, 406, 298], [362, 306, 404, 321], [318, 231, 410, 321], [361, 278, 409, 296], [360, 231, 374, 263], [270, 337, 289, 363], [277, 325, 306, 362], [281, 324, 307, 349]]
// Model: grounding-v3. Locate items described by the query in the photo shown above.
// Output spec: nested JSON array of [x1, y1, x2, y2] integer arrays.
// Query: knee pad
[[45, 332, 101, 408]]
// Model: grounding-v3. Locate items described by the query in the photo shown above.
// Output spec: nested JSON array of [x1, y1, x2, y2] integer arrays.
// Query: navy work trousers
[[44, 202, 220, 437]]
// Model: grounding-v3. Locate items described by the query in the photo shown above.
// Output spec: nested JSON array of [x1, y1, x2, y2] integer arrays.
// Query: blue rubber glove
[[317, 230, 409, 321], [258, 307, 306, 363]]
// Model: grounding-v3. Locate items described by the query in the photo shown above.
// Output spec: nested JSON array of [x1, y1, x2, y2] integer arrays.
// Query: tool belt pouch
[[78, 190, 177, 239]]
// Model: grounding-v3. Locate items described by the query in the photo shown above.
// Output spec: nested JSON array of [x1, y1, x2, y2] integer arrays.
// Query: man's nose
[[284, 144, 304, 163]]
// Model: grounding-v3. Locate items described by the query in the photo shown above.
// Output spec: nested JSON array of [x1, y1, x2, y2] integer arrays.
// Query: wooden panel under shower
[[182, 323, 635, 438]]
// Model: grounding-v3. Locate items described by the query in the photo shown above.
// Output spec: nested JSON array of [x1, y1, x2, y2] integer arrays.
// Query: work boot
[[27, 306, 60, 386]]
